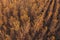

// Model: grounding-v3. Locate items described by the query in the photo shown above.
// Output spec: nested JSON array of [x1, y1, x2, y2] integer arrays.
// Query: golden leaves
[[0, 0, 59, 40], [13, 20, 20, 31], [9, 16, 20, 31], [50, 36, 56, 40], [5, 35, 11, 40]]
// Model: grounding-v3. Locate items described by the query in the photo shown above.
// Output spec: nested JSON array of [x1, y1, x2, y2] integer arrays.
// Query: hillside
[[0, 0, 60, 40]]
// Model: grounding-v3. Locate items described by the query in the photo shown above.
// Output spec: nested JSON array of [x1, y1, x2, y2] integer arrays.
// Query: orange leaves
[[3, 7, 10, 15], [0, 0, 59, 40], [5, 34, 11, 40], [9, 3, 14, 9], [9, 16, 20, 31], [13, 9, 18, 16], [9, 16, 15, 22], [13, 20, 20, 31]]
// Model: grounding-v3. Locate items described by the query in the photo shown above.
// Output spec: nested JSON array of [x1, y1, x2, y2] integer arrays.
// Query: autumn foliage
[[0, 0, 60, 40]]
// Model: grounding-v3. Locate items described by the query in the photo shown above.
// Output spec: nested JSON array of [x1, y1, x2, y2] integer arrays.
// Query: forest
[[0, 0, 60, 40]]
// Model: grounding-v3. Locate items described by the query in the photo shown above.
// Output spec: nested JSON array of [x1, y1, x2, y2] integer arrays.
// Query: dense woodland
[[0, 0, 60, 40]]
